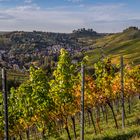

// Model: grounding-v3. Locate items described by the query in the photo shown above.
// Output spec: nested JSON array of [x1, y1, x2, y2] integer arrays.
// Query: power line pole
[[120, 56, 125, 129], [81, 63, 85, 140], [2, 68, 9, 140]]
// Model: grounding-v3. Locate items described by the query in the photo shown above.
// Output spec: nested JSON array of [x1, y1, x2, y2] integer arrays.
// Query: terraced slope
[[85, 27, 140, 65]]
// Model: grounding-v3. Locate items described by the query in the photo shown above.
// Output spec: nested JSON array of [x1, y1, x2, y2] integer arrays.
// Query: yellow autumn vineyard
[[0, 49, 140, 139]]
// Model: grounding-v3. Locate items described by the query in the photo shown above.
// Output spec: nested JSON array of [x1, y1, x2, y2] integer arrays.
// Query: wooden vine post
[[2, 68, 9, 140], [81, 63, 85, 140], [120, 56, 125, 129]]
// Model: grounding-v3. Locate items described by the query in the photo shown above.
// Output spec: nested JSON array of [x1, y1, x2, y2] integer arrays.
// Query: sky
[[0, 0, 140, 33]]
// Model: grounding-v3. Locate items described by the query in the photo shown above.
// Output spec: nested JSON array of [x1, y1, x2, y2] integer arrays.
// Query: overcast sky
[[0, 0, 140, 33]]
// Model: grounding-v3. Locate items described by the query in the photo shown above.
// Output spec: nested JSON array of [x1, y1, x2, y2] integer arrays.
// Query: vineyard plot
[[0, 49, 140, 140]]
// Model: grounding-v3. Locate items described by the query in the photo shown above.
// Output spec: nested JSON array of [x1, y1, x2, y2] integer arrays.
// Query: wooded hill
[[0, 28, 104, 70], [0, 27, 140, 71]]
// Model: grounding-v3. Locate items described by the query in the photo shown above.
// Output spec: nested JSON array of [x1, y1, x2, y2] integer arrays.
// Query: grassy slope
[[85, 28, 140, 66]]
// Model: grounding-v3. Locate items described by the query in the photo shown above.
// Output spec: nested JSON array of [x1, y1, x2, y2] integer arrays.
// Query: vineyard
[[0, 48, 140, 140]]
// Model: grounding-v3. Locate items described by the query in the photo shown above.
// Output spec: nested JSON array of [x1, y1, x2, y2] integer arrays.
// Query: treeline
[[0, 49, 140, 139]]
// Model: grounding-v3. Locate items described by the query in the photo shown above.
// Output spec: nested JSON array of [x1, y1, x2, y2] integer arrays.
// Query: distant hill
[[0, 29, 103, 70], [0, 27, 140, 71], [85, 27, 140, 66]]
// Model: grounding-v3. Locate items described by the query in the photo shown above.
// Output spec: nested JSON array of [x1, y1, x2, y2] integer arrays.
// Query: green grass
[[49, 98, 140, 140]]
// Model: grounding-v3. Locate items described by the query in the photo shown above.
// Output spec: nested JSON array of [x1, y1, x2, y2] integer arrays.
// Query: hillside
[[0, 27, 140, 71], [85, 27, 140, 66], [0, 29, 104, 70]]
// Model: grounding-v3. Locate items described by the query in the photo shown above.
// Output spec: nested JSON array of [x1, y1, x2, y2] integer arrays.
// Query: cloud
[[0, 13, 15, 20], [67, 0, 82, 3], [14, 4, 40, 11], [0, 3, 140, 32], [24, 0, 32, 4]]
